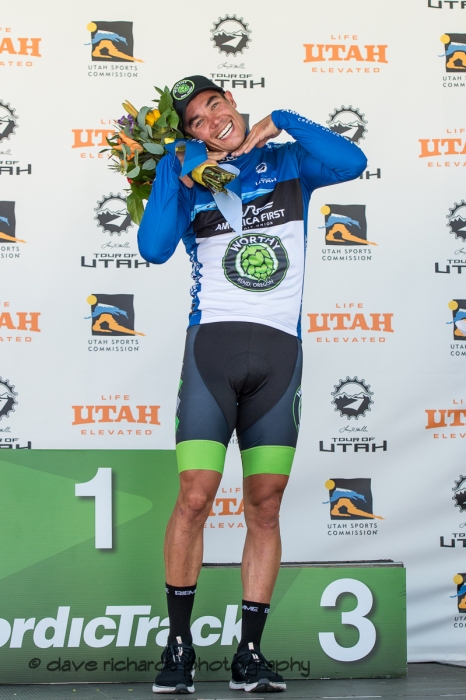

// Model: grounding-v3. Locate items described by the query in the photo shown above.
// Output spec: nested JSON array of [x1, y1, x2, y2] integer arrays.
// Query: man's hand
[[232, 115, 282, 157], [177, 149, 228, 188]]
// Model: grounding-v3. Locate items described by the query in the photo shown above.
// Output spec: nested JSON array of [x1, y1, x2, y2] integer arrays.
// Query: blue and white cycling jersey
[[138, 109, 367, 338]]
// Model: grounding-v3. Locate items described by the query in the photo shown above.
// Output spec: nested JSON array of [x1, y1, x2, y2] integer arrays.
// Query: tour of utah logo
[[211, 16, 251, 56], [223, 234, 289, 291], [0, 101, 17, 143], [323, 478, 384, 522], [439, 475, 466, 549], [440, 33, 466, 71], [434, 202, 466, 275], [331, 377, 373, 420], [0, 377, 17, 421], [85, 22, 142, 63], [95, 194, 132, 235], [327, 107, 367, 144], [81, 195, 149, 270], [451, 574, 466, 611], [320, 377, 386, 454], [85, 294, 144, 338]]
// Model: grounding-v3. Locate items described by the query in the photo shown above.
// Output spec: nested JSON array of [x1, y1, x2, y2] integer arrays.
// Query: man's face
[[184, 90, 246, 153]]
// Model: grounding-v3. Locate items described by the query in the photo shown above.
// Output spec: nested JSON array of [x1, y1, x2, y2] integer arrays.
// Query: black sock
[[237, 600, 270, 653], [165, 582, 197, 646]]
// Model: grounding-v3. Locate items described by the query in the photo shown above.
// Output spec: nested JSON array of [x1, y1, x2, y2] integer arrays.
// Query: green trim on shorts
[[176, 440, 227, 474], [241, 445, 296, 477]]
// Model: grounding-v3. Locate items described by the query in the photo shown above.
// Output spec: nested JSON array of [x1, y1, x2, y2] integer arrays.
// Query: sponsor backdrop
[[0, 0, 465, 680]]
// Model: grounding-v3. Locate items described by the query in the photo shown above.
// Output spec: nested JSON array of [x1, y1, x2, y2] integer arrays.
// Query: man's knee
[[180, 488, 214, 518]]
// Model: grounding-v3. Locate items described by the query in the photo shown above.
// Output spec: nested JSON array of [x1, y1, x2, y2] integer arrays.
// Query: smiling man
[[138, 75, 367, 695]]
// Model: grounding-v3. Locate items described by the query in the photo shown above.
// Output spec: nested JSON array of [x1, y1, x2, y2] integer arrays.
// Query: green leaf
[[131, 182, 152, 200], [158, 88, 173, 114], [134, 150, 139, 167], [154, 86, 163, 96], [169, 111, 180, 129], [126, 193, 145, 225], [143, 142, 165, 155], [142, 158, 156, 171], [157, 110, 168, 128], [127, 165, 141, 178], [137, 106, 151, 130]]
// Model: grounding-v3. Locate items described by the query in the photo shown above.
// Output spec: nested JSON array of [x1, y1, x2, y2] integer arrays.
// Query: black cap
[[171, 75, 225, 127]]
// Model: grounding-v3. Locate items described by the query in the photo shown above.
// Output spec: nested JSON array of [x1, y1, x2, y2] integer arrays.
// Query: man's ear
[[224, 90, 237, 109]]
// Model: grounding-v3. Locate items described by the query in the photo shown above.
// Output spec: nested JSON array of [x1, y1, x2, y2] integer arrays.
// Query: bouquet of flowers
[[103, 86, 237, 224]]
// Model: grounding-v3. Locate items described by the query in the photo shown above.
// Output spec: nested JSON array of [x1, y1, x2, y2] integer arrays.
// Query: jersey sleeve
[[137, 153, 194, 264], [271, 109, 367, 191]]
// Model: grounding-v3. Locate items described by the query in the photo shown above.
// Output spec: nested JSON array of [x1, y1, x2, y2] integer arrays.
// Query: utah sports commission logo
[[320, 205, 377, 246], [331, 377, 373, 419], [94, 194, 132, 235], [85, 21, 142, 63], [447, 299, 466, 338], [323, 478, 384, 520], [0, 101, 18, 143], [440, 34, 466, 71], [0, 202, 26, 244], [327, 106, 367, 144], [85, 294, 144, 336], [211, 16, 251, 56], [223, 234, 289, 291], [447, 201, 466, 241], [451, 574, 466, 611], [0, 378, 17, 421]]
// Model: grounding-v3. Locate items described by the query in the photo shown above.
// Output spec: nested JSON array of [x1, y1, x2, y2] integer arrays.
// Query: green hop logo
[[240, 244, 276, 281], [173, 80, 194, 100], [178, 84, 189, 94]]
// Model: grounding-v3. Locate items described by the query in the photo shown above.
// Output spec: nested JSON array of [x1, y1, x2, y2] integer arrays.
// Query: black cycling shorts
[[175, 321, 302, 477]]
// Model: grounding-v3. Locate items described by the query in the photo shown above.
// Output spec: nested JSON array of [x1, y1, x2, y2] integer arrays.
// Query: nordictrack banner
[[0, 0, 465, 670]]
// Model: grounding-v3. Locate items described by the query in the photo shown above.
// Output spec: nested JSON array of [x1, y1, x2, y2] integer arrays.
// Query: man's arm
[[137, 154, 193, 264], [232, 110, 367, 188]]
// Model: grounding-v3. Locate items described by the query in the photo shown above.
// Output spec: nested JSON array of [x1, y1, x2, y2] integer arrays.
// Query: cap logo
[[172, 79, 195, 101]]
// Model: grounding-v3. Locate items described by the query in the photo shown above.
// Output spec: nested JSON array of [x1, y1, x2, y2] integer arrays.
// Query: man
[[138, 75, 367, 694]]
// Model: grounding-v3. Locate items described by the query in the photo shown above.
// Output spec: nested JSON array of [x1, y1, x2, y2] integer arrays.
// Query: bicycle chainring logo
[[0, 101, 18, 144], [223, 234, 289, 291], [211, 15, 251, 56], [331, 377, 373, 419], [95, 194, 133, 235], [447, 201, 466, 241], [0, 378, 17, 421], [327, 106, 367, 144], [453, 475, 466, 512]]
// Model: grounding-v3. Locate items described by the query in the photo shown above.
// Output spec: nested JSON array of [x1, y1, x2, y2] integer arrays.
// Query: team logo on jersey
[[452, 574, 466, 611], [440, 33, 466, 71], [327, 106, 367, 144], [323, 478, 384, 521], [448, 201, 466, 240], [0, 101, 18, 144], [222, 234, 289, 291], [85, 294, 144, 336], [0, 378, 17, 421], [94, 194, 133, 235], [211, 16, 251, 56], [320, 205, 376, 246], [293, 386, 302, 432], [86, 21, 142, 63], [447, 299, 466, 338], [331, 377, 373, 419]]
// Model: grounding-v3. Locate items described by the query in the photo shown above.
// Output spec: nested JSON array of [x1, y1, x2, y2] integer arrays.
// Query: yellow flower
[[146, 109, 161, 126], [122, 101, 139, 118]]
